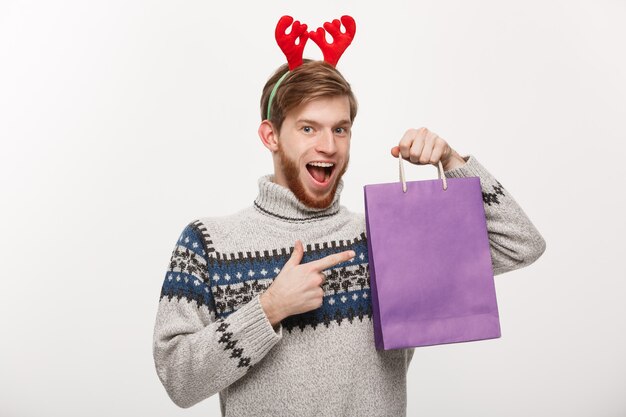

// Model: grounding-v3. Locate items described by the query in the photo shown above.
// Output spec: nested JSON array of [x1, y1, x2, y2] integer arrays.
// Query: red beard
[[276, 140, 349, 209]]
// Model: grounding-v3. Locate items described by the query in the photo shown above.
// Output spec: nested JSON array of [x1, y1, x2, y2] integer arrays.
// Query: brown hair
[[260, 59, 358, 135]]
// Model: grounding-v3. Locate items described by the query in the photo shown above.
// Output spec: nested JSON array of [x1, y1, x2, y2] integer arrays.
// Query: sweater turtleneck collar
[[253, 174, 344, 222]]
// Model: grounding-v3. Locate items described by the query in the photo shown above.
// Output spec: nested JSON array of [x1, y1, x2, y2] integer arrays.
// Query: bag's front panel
[[364, 177, 500, 349]]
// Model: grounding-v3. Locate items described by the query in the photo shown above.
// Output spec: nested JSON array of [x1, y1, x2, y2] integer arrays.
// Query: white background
[[1, 1, 625, 416]]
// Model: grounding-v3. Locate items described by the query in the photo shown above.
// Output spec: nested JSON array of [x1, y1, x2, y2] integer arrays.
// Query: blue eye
[[302, 126, 312, 133]]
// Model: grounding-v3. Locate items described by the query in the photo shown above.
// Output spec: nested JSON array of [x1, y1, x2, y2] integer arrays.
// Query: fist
[[390, 127, 457, 168]]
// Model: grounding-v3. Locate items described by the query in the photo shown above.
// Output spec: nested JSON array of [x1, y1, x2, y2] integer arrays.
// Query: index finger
[[307, 249, 356, 272]]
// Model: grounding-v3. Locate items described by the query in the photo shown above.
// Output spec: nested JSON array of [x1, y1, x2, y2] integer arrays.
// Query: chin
[[295, 168, 339, 209]]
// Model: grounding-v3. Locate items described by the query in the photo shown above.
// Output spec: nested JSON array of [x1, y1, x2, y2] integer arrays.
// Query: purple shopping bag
[[363, 157, 501, 350]]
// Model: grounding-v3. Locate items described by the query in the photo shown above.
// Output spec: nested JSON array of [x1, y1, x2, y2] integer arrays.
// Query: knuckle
[[316, 274, 324, 286]]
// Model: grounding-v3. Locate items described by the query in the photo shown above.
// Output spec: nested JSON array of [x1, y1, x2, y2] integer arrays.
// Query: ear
[[258, 120, 279, 152]]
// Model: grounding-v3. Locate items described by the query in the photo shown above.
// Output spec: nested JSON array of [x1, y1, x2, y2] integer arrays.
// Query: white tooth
[[309, 162, 334, 167]]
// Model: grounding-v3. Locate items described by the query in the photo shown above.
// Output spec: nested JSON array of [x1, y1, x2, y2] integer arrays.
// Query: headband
[[266, 15, 357, 120]]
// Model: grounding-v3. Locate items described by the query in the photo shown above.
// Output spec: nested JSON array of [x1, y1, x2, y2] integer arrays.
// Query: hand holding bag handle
[[398, 156, 448, 193]]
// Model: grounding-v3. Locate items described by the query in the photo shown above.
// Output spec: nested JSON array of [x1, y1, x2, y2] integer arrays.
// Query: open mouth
[[305, 162, 335, 185]]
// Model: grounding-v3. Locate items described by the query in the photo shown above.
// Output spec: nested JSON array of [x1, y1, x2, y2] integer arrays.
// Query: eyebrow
[[296, 119, 352, 126]]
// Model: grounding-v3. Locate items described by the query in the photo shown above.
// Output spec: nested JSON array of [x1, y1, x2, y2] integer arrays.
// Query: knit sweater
[[152, 154, 546, 416]]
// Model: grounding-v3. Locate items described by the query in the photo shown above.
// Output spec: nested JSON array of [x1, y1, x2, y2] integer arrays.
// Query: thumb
[[284, 240, 304, 268]]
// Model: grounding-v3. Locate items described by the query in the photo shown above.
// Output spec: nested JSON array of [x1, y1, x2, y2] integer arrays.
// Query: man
[[152, 59, 546, 416]]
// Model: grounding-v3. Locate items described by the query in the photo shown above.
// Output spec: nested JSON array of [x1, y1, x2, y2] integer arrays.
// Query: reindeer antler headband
[[266, 15, 356, 120]]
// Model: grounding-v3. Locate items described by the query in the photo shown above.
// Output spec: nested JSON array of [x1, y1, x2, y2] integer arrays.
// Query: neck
[[253, 174, 344, 222]]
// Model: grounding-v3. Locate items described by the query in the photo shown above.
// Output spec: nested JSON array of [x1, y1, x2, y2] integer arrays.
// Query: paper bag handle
[[398, 156, 448, 193]]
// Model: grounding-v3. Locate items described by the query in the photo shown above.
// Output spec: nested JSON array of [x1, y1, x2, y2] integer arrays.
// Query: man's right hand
[[259, 239, 356, 327]]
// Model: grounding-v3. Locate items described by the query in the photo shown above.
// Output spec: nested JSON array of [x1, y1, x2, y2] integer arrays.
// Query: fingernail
[[349, 251, 356, 257]]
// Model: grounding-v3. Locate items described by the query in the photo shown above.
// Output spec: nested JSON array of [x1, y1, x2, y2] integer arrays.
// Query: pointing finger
[[308, 249, 356, 272]]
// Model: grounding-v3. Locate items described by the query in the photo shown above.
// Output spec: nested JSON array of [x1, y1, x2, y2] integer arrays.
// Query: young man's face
[[273, 95, 351, 209]]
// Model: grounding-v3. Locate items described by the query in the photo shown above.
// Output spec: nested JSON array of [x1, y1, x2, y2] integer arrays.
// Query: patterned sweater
[[152, 154, 546, 416]]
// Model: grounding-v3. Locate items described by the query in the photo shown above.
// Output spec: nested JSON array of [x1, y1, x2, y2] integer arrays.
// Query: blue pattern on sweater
[[160, 224, 215, 310], [160, 223, 373, 330]]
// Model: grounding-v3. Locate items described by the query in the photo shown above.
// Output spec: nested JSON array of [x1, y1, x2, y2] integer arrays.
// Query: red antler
[[275, 15, 309, 70], [308, 15, 356, 67]]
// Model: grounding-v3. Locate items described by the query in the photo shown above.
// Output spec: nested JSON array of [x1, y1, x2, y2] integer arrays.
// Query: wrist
[[260, 290, 284, 328], [442, 149, 466, 171]]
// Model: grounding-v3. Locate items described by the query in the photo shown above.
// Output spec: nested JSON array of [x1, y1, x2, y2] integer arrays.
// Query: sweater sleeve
[[152, 221, 283, 408], [443, 155, 546, 275]]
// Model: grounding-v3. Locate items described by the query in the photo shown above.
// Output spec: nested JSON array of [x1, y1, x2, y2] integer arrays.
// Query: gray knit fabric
[[152, 154, 546, 416]]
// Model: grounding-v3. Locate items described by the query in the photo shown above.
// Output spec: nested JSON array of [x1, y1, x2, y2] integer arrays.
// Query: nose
[[315, 129, 338, 155]]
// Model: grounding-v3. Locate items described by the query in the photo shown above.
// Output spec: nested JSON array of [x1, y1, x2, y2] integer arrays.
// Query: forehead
[[288, 95, 351, 124]]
